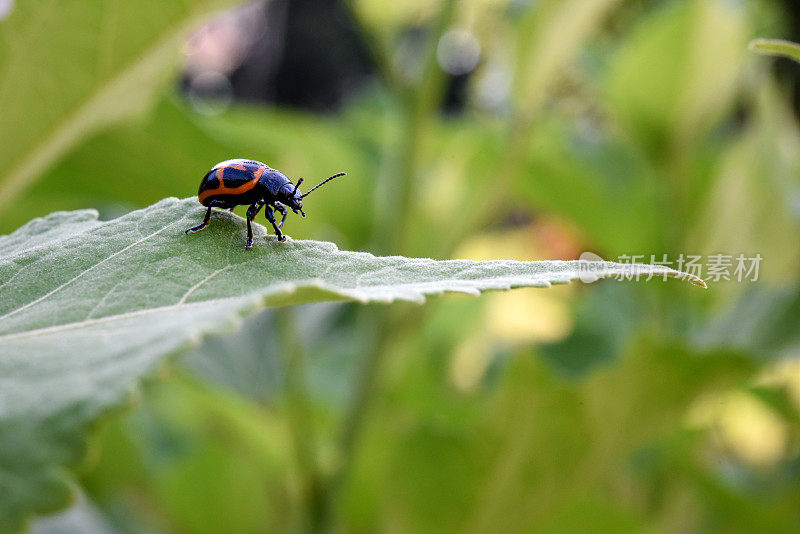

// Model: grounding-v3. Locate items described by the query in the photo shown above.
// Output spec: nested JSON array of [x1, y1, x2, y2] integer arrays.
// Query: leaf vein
[[0, 224, 173, 322], [177, 265, 231, 305]]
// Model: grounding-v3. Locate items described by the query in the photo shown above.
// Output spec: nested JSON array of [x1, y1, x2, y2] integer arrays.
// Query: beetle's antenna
[[301, 172, 346, 198], [292, 178, 304, 196]]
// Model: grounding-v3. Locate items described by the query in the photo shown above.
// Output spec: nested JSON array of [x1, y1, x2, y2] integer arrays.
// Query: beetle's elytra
[[185, 158, 346, 249]]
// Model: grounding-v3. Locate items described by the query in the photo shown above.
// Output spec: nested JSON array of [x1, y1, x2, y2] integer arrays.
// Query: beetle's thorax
[[256, 168, 292, 200]]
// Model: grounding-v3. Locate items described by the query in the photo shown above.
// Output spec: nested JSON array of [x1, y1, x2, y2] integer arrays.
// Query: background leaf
[[0, 0, 241, 208]]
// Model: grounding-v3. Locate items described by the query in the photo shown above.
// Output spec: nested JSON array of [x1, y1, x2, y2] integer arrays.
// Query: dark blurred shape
[[775, 0, 800, 114], [184, 0, 375, 112], [441, 73, 471, 114], [437, 28, 481, 114], [259, 0, 374, 111], [183, 0, 480, 113]]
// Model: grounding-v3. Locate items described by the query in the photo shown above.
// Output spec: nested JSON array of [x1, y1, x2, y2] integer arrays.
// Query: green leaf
[[0, 0, 241, 209], [749, 38, 800, 63], [512, 0, 621, 115], [0, 198, 704, 531], [605, 1, 748, 158], [342, 339, 752, 532]]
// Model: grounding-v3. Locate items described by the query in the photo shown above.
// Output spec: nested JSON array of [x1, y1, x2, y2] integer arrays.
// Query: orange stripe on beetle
[[199, 170, 262, 203]]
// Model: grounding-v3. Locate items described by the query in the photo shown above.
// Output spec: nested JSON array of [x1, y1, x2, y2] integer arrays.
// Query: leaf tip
[[684, 274, 708, 289], [695, 278, 708, 289]]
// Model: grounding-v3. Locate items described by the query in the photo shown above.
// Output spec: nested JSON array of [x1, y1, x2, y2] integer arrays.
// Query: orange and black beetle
[[185, 158, 345, 249]]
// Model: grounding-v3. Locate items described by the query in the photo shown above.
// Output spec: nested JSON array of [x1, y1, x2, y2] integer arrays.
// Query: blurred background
[[3, 0, 800, 531]]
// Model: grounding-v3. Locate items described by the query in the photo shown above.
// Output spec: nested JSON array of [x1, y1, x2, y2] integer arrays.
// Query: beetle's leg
[[245, 202, 265, 250], [228, 207, 235, 212], [185, 206, 212, 234], [264, 206, 286, 242], [273, 202, 288, 229]]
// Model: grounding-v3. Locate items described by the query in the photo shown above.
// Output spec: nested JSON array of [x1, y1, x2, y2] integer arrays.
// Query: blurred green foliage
[[3, 0, 800, 531]]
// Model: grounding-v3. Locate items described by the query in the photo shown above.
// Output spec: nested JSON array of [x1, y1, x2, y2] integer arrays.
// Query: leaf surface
[[0, 198, 704, 530]]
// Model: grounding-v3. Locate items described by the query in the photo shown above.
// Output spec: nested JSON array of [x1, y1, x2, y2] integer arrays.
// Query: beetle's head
[[277, 172, 346, 217], [278, 180, 305, 216]]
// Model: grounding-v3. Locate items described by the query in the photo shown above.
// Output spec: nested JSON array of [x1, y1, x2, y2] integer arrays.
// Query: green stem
[[276, 309, 325, 533], [318, 305, 426, 530], [340, 0, 406, 93], [369, 0, 458, 253], [315, 306, 389, 529]]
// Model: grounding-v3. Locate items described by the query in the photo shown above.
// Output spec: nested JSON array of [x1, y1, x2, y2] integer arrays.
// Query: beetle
[[185, 158, 346, 249]]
